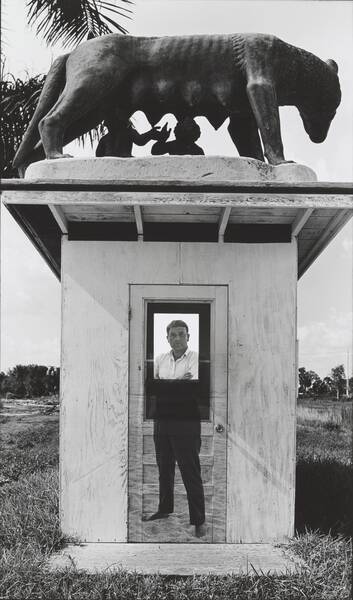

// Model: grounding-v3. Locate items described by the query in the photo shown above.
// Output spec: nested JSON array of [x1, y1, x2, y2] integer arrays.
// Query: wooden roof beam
[[291, 208, 314, 238], [218, 207, 231, 242], [134, 205, 144, 241], [49, 204, 68, 234]]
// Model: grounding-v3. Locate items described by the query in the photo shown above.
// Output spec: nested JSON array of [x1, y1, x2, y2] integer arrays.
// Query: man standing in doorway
[[149, 320, 206, 537]]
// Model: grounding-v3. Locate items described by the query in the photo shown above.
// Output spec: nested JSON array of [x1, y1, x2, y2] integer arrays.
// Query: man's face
[[167, 326, 189, 354]]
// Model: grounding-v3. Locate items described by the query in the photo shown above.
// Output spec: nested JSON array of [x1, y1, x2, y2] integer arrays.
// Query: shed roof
[[2, 157, 352, 280]]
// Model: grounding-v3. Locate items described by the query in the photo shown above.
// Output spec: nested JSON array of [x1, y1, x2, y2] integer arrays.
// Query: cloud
[[2, 335, 60, 373], [298, 308, 352, 377]]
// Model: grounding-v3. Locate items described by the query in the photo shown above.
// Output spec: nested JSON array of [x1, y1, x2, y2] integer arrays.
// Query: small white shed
[[2, 156, 352, 572]]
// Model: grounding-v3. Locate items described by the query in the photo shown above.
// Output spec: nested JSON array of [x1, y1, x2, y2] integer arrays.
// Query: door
[[128, 285, 228, 543]]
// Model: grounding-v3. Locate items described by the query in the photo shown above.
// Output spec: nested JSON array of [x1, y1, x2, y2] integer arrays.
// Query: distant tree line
[[0, 365, 59, 398], [0, 363, 351, 400], [298, 364, 352, 400]]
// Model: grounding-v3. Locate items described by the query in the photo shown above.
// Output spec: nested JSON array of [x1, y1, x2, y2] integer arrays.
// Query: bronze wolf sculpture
[[13, 33, 341, 173]]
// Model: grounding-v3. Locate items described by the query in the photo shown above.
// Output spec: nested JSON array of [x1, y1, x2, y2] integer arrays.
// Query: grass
[[296, 419, 351, 464], [295, 403, 352, 538], [0, 420, 58, 483], [0, 400, 351, 599], [297, 400, 352, 430]]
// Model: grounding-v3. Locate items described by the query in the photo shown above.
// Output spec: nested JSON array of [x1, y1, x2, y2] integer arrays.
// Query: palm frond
[[99, 1, 133, 14], [0, 70, 103, 178], [0, 73, 45, 177], [26, 0, 133, 48]]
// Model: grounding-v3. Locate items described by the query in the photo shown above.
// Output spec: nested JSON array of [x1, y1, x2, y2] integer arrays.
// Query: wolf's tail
[[13, 53, 69, 170]]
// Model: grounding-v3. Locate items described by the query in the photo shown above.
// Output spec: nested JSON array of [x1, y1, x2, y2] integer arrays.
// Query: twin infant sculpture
[[13, 32, 341, 174]]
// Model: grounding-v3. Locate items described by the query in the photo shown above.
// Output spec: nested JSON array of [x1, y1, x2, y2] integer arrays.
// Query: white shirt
[[154, 349, 199, 380]]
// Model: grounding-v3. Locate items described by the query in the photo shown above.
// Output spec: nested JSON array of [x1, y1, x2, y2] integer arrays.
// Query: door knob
[[215, 424, 224, 433]]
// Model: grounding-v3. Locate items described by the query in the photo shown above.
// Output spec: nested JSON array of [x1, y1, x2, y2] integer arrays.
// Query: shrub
[[322, 421, 341, 432], [296, 458, 353, 537]]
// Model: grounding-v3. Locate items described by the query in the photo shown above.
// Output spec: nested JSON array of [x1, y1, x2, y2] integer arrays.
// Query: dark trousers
[[153, 420, 205, 526]]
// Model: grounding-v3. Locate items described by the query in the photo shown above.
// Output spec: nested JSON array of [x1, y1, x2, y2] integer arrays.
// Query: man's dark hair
[[166, 320, 189, 335]]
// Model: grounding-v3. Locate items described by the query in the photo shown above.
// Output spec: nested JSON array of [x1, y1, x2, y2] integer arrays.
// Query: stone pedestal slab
[[25, 156, 317, 182]]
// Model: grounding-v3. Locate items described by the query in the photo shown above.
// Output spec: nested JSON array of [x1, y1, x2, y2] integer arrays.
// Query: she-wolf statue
[[13, 32, 341, 173]]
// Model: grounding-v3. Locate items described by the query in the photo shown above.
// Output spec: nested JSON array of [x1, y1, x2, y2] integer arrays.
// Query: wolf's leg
[[245, 80, 286, 165], [26, 106, 106, 168], [228, 112, 264, 161], [38, 80, 109, 159], [242, 35, 292, 165], [38, 92, 74, 159]]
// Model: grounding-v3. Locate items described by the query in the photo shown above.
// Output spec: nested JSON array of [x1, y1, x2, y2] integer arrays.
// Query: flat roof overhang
[[2, 179, 352, 280]]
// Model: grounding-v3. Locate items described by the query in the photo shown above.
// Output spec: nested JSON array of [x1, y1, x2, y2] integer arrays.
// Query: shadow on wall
[[295, 459, 352, 537]]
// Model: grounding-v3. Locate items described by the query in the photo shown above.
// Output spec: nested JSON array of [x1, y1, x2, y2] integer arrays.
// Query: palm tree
[[1, 72, 45, 177], [26, 0, 132, 47], [1, 0, 133, 177]]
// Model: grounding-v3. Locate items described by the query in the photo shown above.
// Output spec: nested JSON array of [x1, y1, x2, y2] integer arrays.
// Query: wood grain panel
[[310, 209, 343, 217], [60, 240, 129, 542], [63, 205, 134, 221], [230, 208, 297, 217], [298, 227, 327, 240], [228, 245, 296, 542], [300, 212, 353, 237], [143, 206, 221, 215], [60, 207, 315, 226], [297, 238, 315, 258], [229, 215, 293, 224], [180, 243, 297, 542], [143, 214, 218, 223], [60, 242, 179, 542], [302, 215, 340, 227]]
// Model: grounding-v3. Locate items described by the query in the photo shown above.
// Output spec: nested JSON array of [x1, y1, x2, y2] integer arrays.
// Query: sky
[[1, 0, 352, 379]]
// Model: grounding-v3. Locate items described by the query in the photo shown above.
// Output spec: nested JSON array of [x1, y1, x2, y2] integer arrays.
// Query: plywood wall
[[180, 244, 297, 542], [60, 242, 179, 541], [61, 240, 296, 542]]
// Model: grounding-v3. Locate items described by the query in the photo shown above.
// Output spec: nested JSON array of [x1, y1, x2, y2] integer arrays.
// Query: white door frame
[[128, 284, 228, 542]]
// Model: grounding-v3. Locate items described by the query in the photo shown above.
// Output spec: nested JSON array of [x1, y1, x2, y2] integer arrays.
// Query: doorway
[[128, 285, 228, 543]]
